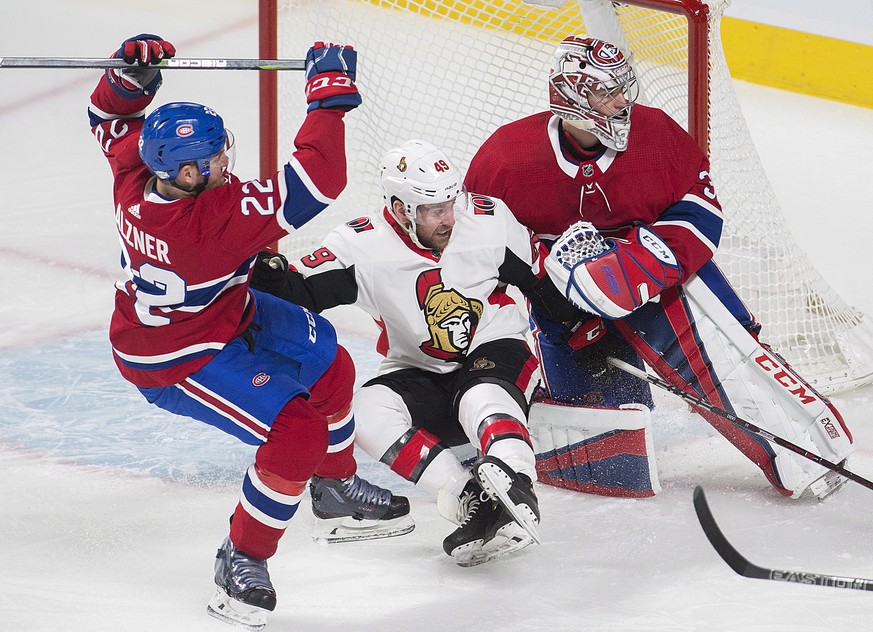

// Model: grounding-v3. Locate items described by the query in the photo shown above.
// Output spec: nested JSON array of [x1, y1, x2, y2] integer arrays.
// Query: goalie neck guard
[[548, 36, 639, 152]]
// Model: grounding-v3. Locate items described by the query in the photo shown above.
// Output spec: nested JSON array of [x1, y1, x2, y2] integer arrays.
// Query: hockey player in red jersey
[[250, 139, 585, 566], [89, 34, 411, 629], [465, 35, 853, 501]]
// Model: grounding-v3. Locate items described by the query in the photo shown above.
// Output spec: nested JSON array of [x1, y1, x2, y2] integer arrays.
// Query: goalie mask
[[380, 139, 464, 249], [548, 36, 639, 151]]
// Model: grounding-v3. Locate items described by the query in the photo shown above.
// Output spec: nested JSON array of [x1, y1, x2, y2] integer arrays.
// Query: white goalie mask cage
[[380, 139, 464, 231], [548, 35, 639, 151]]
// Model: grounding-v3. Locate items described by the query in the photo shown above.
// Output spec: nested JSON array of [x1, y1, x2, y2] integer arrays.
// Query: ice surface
[[2, 2, 873, 631]]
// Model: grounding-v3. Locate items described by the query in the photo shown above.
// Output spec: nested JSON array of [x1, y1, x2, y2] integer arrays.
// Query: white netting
[[272, 0, 873, 393]]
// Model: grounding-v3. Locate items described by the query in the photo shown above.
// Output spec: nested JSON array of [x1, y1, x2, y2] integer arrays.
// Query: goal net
[[264, 0, 873, 394]]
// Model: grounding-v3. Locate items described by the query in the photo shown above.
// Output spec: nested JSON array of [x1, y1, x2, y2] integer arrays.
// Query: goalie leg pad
[[615, 267, 854, 498], [528, 399, 660, 497]]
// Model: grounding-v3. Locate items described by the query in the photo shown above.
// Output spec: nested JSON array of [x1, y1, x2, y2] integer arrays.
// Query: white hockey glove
[[544, 220, 683, 319]]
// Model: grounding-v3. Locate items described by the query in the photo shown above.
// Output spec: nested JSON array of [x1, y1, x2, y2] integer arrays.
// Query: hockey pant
[[354, 339, 538, 523], [140, 292, 358, 559]]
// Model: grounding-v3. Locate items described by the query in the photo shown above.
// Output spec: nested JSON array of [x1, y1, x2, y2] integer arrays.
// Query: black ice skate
[[310, 474, 415, 543], [207, 537, 276, 631], [443, 478, 534, 567], [473, 455, 541, 544]]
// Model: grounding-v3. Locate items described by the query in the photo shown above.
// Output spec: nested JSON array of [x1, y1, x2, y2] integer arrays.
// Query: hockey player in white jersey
[[251, 139, 586, 566]]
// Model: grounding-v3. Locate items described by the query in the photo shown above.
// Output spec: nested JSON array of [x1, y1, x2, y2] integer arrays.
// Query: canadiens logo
[[471, 357, 496, 370], [176, 124, 194, 137], [252, 372, 271, 387], [588, 41, 624, 68], [582, 391, 605, 406]]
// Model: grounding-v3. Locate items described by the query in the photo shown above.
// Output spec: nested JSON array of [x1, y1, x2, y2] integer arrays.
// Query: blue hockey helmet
[[138, 102, 227, 181]]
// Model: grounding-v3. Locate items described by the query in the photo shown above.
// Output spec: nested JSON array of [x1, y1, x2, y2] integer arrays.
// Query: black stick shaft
[[0, 57, 304, 71], [606, 357, 873, 492]]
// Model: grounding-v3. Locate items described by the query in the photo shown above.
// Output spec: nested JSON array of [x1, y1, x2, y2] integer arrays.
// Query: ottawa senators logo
[[471, 195, 495, 216], [416, 269, 483, 361], [471, 357, 496, 370], [345, 217, 374, 233]]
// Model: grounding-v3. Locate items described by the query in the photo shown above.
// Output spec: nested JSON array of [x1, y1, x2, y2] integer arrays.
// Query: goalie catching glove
[[545, 221, 682, 319]]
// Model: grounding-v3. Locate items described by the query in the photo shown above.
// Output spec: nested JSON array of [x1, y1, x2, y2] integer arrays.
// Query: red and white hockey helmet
[[548, 36, 639, 151], [380, 139, 463, 227]]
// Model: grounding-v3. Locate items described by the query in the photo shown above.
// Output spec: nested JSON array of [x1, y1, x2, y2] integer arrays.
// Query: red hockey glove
[[545, 221, 682, 319], [109, 34, 176, 96], [120, 35, 176, 66], [564, 315, 606, 352], [304, 42, 361, 112], [563, 315, 609, 376]]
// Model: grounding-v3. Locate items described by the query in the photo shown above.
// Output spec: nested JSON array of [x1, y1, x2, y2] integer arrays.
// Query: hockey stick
[[0, 57, 304, 71], [693, 486, 873, 591], [606, 356, 873, 492]]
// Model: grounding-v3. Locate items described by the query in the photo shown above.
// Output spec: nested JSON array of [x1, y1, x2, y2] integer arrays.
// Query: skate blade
[[455, 527, 534, 567], [475, 463, 541, 545], [313, 514, 415, 544], [809, 471, 848, 502], [448, 539, 485, 567], [206, 587, 269, 631]]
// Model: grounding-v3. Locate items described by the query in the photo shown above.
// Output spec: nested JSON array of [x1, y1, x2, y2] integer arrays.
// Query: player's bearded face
[[415, 200, 456, 251]]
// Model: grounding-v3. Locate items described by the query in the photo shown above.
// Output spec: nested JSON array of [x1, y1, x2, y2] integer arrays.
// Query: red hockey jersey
[[465, 108, 723, 278], [89, 72, 349, 388]]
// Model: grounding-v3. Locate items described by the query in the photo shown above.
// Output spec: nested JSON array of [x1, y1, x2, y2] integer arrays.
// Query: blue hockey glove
[[304, 42, 361, 112]]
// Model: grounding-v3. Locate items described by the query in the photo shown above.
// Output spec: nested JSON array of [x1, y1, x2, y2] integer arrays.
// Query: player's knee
[[456, 380, 527, 423], [308, 344, 355, 416], [353, 384, 413, 460], [258, 396, 330, 480]]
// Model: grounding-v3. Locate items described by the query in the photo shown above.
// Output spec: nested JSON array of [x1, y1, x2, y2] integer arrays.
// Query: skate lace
[[343, 474, 392, 508], [456, 490, 488, 526]]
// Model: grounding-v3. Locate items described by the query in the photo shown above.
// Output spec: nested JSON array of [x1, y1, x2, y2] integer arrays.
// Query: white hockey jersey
[[289, 193, 552, 375]]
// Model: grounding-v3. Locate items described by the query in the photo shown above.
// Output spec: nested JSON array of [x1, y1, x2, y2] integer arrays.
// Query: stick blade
[[692, 486, 769, 579]]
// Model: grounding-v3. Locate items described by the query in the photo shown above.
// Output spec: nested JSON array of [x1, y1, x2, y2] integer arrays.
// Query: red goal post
[[258, 0, 873, 394]]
